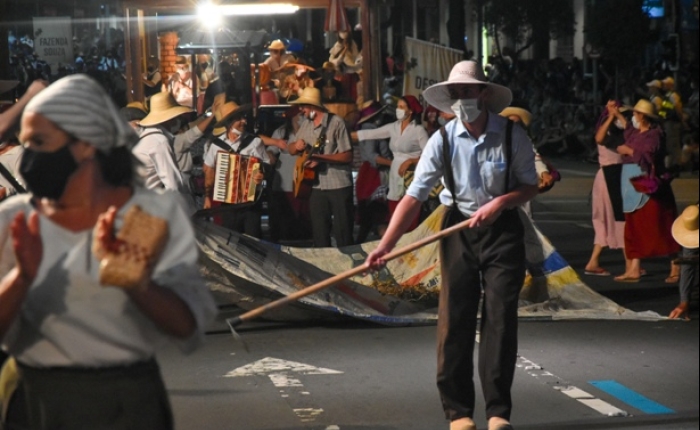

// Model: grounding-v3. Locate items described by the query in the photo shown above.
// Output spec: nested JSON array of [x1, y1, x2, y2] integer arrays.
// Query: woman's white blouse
[[0, 188, 217, 367], [356, 121, 428, 201]]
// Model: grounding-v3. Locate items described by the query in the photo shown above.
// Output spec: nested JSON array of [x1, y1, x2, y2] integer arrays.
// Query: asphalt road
[[157, 156, 699, 430]]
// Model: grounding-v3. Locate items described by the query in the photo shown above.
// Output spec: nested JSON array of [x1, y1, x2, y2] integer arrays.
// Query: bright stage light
[[198, 2, 299, 18]]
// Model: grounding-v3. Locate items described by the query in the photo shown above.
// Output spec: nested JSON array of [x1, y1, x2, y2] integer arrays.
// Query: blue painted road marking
[[589, 380, 675, 415]]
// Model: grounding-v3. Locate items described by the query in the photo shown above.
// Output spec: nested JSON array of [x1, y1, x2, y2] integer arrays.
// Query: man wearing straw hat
[[367, 61, 538, 430], [669, 204, 699, 320], [263, 39, 294, 75], [134, 92, 190, 197], [202, 101, 270, 238], [288, 87, 354, 247]]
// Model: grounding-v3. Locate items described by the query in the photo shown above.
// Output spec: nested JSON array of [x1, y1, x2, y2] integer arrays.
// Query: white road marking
[[227, 358, 343, 424], [517, 355, 629, 417]]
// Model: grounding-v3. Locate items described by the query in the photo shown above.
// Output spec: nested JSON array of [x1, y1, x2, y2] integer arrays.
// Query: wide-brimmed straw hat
[[672, 205, 699, 249], [422, 60, 512, 115], [289, 87, 326, 110], [139, 92, 192, 126], [0, 80, 19, 95], [625, 99, 658, 120], [662, 76, 675, 88], [212, 101, 252, 132], [500, 106, 532, 127], [646, 79, 662, 89], [268, 39, 286, 51]]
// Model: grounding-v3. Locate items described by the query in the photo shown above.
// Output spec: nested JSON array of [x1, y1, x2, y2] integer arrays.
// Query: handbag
[[629, 163, 660, 195]]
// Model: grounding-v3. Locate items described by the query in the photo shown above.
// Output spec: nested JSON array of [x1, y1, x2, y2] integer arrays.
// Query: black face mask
[[20, 144, 79, 200]]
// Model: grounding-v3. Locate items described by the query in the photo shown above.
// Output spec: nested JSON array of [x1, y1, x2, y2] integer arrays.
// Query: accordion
[[212, 152, 261, 205]]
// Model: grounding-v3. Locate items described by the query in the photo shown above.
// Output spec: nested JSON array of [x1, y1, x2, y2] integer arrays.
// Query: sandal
[[665, 275, 680, 284], [584, 267, 611, 276], [614, 275, 640, 283]]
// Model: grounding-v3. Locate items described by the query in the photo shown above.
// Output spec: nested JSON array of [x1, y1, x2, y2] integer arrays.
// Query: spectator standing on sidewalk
[[584, 101, 631, 277]]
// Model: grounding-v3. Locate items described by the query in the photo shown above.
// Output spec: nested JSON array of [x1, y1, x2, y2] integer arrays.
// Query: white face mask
[[632, 116, 641, 129], [451, 99, 482, 123], [437, 116, 447, 126], [230, 126, 243, 137], [395, 108, 406, 121], [614, 119, 625, 129], [308, 110, 317, 120]]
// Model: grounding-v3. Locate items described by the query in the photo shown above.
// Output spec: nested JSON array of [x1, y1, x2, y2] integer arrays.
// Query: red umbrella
[[324, 0, 351, 33]]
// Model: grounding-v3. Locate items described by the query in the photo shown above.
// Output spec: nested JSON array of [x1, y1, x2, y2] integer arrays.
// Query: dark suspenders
[[439, 119, 515, 207]]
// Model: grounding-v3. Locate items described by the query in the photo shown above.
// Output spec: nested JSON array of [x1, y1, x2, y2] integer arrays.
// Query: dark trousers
[[309, 186, 354, 247], [15, 359, 172, 430], [436, 208, 525, 422], [221, 202, 262, 239], [268, 191, 312, 242]]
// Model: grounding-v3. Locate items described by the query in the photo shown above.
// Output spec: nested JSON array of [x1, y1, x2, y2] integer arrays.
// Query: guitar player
[[287, 87, 355, 248]]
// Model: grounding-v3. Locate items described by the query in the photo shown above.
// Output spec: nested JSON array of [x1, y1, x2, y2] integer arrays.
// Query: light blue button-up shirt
[[406, 114, 537, 217]]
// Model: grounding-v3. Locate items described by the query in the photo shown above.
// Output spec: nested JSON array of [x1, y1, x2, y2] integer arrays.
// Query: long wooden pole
[[227, 217, 474, 328]]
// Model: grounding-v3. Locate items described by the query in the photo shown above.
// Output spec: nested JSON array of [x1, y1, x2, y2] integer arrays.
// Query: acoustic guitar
[[293, 136, 325, 199]]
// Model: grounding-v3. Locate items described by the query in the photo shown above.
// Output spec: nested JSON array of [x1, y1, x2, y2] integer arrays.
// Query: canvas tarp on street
[[195, 206, 666, 325]]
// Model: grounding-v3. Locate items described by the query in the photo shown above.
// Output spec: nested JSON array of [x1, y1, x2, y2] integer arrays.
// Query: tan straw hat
[[645, 79, 662, 89], [672, 205, 699, 249], [422, 60, 512, 115], [627, 98, 658, 120], [0, 80, 19, 95], [139, 92, 192, 126], [126, 101, 148, 114], [212, 101, 252, 131], [500, 107, 532, 128], [268, 39, 286, 51], [289, 87, 326, 110]]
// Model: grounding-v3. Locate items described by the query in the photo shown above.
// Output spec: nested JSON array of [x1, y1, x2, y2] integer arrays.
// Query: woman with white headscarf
[[0, 75, 216, 429]]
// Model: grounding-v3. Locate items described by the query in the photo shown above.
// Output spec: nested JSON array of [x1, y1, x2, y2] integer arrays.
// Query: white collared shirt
[[406, 114, 537, 216], [203, 133, 270, 168]]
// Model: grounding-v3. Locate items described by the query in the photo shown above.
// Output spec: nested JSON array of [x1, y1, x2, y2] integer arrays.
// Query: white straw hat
[[672, 205, 699, 249], [422, 61, 512, 115]]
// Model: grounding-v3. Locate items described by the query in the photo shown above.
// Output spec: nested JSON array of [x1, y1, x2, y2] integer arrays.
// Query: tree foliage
[[585, 0, 654, 70], [483, 0, 576, 59]]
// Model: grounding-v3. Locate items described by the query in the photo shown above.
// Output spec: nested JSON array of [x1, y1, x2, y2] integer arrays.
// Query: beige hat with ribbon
[[139, 92, 193, 126], [289, 87, 326, 110], [422, 60, 512, 115], [672, 205, 699, 249]]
